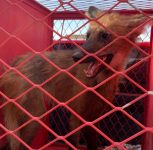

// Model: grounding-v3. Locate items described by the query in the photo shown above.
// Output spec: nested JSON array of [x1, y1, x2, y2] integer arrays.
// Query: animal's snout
[[72, 51, 85, 62]]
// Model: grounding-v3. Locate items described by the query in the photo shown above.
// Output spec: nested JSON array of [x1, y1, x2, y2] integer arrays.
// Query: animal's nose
[[72, 51, 85, 62]]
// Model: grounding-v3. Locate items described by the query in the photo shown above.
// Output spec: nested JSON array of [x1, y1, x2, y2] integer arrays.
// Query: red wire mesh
[[0, 0, 152, 150]]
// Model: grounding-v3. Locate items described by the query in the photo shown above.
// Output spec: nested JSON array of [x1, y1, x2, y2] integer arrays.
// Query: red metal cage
[[0, 0, 153, 150]]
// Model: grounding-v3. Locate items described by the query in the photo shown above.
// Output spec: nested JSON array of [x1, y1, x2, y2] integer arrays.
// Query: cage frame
[[0, 0, 153, 150]]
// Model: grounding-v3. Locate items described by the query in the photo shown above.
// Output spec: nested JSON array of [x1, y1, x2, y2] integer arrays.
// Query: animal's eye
[[86, 32, 91, 40], [98, 31, 110, 41]]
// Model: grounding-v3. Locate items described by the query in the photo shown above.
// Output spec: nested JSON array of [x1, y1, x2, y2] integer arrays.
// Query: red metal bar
[[50, 15, 54, 45], [51, 10, 153, 20], [143, 25, 153, 150], [51, 11, 85, 19]]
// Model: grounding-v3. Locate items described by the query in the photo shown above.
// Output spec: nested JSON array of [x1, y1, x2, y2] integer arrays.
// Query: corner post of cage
[[143, 24, 153, 150], [50, 13, 54, 45]]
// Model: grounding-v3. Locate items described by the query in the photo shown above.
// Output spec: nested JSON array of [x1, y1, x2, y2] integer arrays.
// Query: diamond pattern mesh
[[0, 0, 152, 150]]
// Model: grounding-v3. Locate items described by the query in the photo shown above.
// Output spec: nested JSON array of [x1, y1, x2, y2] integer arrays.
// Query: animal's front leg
[[68, 114, 82, 150], [82, 126, 98, 150]]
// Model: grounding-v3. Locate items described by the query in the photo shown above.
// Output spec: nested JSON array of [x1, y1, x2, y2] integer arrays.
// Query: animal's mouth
[[83, 54, 113, 78], [83, 54, 113, 77], [72, 51, 113, 78]]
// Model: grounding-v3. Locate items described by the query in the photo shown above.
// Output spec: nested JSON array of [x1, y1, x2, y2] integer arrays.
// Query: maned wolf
[[0, 6, 149, 150]]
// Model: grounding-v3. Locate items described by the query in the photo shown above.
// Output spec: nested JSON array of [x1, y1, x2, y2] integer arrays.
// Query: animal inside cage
[[0, 0, 153, 150]]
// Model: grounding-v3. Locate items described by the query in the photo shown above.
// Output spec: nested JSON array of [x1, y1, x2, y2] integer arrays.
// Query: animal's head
[[72, 6, 149, 77]]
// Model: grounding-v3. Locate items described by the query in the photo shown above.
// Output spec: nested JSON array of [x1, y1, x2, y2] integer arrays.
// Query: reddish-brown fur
[[0, 6, 149, 150]]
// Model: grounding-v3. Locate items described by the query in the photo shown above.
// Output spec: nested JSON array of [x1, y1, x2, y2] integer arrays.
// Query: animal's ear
[[122, 14, 149, 39], [85, 6, 101, 18], [127, 14, 147, 31]]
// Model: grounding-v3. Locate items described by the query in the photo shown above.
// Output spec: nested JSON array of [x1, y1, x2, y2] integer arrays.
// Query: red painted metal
[[0, 0, 51, 148], [0, 0, 153, 149], [0, 0, 51, 63], [143, 25, 153, 150], [51, 10, 153, 20]]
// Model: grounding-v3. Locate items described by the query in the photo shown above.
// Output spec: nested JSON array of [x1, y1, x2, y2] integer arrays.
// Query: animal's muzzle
[[72, 50, 96, 63], [72, 51, 85, 62]]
